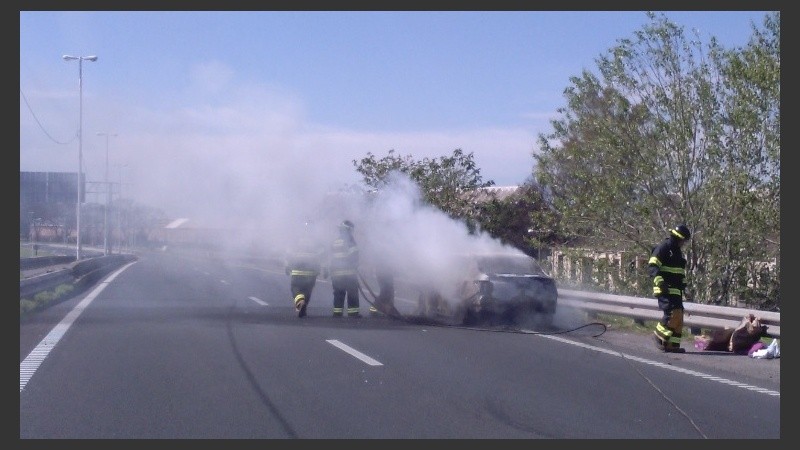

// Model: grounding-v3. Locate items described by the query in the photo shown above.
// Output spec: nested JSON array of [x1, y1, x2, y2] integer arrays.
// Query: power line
[[19, 87, 76, 146]]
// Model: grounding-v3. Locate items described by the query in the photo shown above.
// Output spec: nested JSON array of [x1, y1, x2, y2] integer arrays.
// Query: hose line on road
[[357, 271, 608, 337], [356, 271, 711, 438]]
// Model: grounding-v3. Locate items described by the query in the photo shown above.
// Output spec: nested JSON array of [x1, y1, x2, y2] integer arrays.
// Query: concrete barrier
[[20, 254, 137, 300]]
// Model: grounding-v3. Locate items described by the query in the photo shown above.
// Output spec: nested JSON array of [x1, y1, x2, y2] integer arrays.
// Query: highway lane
[[20, 250, 780, 438]]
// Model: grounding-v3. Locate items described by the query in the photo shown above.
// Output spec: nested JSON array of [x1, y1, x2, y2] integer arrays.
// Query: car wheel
[[532, 311, 554, 329], [463, 309, 479, 326]]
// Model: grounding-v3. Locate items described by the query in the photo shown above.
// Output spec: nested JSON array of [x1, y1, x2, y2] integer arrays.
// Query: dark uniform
[[330, 220, 360, 317], [369, 260, 396, 316], [648, 224, 691, 353], [285, 224, 326, 318]]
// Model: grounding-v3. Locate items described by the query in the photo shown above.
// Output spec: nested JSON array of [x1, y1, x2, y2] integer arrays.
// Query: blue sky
[[20, 11, 771, 221]]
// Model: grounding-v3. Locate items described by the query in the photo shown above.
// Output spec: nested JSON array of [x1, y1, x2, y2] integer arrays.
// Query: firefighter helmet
[[340, 220, 354, 230], [670, 224, 691, 240]]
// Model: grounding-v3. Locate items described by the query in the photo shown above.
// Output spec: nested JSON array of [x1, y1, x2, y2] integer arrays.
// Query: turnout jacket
[[648, 237, 687, 298], [285, 235, 326, 277], [329, 234, 359, 277]]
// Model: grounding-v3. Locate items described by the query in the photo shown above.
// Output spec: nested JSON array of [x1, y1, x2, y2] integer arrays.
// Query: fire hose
[[356, 271, 403, 319], [356, 270, 606, 337]]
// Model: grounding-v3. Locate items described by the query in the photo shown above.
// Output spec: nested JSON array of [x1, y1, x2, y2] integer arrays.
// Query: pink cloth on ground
[[694, 338, 709, 350], [747, 342, 767, 356]]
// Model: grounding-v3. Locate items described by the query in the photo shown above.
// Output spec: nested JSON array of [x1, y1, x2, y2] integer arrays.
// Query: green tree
[[696, 11, 780, 308], [474, 178, 564, 260], [534, 12, 779, 307], [353, 148, 495, 227]]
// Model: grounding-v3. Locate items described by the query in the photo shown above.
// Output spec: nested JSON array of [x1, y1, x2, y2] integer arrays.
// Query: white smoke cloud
[[21, 60, 545, 281], [306, 171, 532, 315]]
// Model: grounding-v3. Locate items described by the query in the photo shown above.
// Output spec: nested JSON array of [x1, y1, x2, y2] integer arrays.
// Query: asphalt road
[[20, 249, 781, 438]]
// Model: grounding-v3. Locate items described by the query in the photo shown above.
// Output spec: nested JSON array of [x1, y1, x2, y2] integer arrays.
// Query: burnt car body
[[414, 252, 558, 327]]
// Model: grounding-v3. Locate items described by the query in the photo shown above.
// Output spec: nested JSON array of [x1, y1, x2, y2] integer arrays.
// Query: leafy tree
[[353, 148, 495, 226], [697, 11, 780, 308], [352, 149, 419, 190], [474, 178, 565, 260], [534, 12, 779, 307]]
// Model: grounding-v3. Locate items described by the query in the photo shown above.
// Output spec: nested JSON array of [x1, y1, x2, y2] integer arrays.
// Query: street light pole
[[115, 163, 128, 254], [63, 54, 98, 261], [97, 132, 117, 256]]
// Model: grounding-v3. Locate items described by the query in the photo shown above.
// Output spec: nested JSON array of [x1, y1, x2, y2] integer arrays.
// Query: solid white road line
[[535, 333, 779, 397], [20, 261, 137, 393]]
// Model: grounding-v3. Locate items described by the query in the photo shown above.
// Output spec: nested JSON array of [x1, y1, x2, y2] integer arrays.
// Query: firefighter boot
[[294, 295, 307, 318], [654, 333, 666, 351], [664, 308, 685, 353]]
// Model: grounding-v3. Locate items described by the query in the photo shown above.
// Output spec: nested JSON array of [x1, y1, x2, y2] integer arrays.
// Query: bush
[[19, 299, 37, 317], [19, 284, 75, 318]]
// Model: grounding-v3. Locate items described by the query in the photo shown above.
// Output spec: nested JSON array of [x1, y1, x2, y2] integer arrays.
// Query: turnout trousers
[[290, 275, 318, 309], [331, 274, 360, 316], [654, 294, 684, 351]]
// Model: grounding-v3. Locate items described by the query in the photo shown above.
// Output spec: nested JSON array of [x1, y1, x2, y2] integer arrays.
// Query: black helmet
[[340, 220, 354, 231], [670, 224, 691, 240]]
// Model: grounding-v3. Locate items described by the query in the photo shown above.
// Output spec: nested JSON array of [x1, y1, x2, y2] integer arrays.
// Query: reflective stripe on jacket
[[330, 236, 358, 277], [648, 238, 687, 298], [286, 236, 325, 277]]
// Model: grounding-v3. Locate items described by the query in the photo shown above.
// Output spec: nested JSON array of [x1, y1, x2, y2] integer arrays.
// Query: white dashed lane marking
[[326, 339, 383, 366], [249, 296, 268, 306]]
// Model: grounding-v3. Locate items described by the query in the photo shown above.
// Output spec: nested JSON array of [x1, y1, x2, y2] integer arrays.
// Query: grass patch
[[591, 312, 775, 346], [20, 243, 57, 258], [19, 284, 75, 318], [592, 313, 653, 333], [592, 313, 708, 340]]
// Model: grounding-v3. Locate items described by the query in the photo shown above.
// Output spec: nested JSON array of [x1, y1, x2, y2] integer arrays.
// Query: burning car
[[414, 252, 558, 327]]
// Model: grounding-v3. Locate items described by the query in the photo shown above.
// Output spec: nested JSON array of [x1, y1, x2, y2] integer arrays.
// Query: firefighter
[[329, 220, 361, 317], [648, 224, 691, 353], [285, 221, 326, 318], [369, 260, 396, 316]]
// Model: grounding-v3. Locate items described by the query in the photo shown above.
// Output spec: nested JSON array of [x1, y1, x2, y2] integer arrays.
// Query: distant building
[[473, 185, 520, 201], [147, 218, 229, 250]]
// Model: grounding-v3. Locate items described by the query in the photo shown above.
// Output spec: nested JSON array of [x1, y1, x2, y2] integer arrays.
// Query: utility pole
[[115, 163, 127, 253], [97, 132, 117, 255]]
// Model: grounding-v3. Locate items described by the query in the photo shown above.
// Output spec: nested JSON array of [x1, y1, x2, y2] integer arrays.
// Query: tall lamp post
[[97, 132, 117, 256], [114, 163, 128, 254], [63, 54, 98, 261]]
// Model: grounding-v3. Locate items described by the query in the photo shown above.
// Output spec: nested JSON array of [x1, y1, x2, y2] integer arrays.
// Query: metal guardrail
[[19, 269, 74, 299], [558, 288, 780, 338], [19, 255, 76, 270], [20, 254, 137, 300], [20, 249, 779, 339]]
